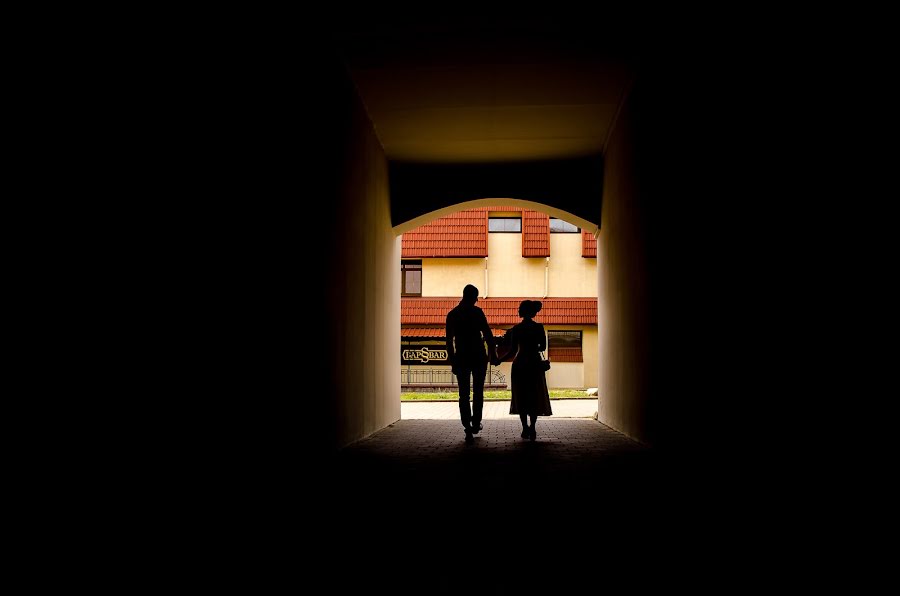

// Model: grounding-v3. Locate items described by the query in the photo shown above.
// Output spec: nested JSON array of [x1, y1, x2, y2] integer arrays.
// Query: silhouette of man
[[446, 284, 500, 444]]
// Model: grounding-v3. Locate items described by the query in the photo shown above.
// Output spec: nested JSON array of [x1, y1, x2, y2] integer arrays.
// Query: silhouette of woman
[[505, 300, 552, 441]]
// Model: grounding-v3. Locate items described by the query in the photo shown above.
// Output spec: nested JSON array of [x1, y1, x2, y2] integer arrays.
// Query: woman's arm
[[537, 323, 547, 352]]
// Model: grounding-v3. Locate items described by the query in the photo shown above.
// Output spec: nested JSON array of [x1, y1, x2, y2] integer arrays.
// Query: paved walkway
[[402, 398, 598, 420], [319, 404, 678, 592], [327, 407, 660, 514]]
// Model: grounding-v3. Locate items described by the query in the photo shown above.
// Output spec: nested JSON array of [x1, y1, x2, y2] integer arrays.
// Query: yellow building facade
[[402, 207, 598, 389]]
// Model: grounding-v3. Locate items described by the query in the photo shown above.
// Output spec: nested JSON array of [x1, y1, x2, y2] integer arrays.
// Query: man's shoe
[[471, 422, 483, 434], [465, 430, 474, 444]]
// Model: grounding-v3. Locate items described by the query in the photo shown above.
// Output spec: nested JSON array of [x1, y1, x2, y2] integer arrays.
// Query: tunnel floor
[[310, 416, 706, 592], [325, 418, 665, 508]]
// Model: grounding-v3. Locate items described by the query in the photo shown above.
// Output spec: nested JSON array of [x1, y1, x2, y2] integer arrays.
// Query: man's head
[[462, 284, 479, 304]]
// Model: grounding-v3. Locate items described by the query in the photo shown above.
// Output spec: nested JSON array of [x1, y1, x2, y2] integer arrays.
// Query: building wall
[[546, 363, 583, 389], [499, 352, 591, 389], [326, 70, 401, 450], [422, 258, 484, 296], [485, 323, 593, 390], [540, 324, 597, 389], [418, 232, 597, 301], [548, 234, 597, 297], [404, 214, 599, 392], [487, 233, 546, 297], [582, 326, 599, 389]]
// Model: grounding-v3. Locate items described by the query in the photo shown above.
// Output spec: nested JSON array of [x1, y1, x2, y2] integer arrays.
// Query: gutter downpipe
[[544, 256, 549, 298]]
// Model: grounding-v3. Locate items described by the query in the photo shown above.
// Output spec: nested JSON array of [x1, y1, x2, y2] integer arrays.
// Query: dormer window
[[488, 217, 522, 232], [550, 218, 580, 233]]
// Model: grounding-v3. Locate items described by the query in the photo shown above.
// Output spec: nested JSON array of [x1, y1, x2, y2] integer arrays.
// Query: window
[[550, 218, 580, 233], [488, 217, 522, 232], [548, 330, 581, 348], [547, 330, 583, 362], [401, 260, 422, 296]]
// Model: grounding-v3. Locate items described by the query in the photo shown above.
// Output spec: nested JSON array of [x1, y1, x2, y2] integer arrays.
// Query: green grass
[[401, 389, 592, 401]]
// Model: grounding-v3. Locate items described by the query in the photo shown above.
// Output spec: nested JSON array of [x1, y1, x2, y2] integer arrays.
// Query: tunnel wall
[[598, 55, 752, 451], [322, 65, 401, 450], [597, 93, 652, 444], [213, 53, 401, 453]]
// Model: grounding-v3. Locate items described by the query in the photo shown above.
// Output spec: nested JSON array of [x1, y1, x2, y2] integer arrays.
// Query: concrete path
[[401, 398, 598, 420]]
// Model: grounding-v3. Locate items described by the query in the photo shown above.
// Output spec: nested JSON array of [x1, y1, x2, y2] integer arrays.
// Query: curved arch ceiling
[[336, 22, 638, 164], [333, 19, 640, 233]]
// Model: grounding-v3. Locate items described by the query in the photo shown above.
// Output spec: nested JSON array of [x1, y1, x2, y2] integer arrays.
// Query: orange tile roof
[[473, 206, 523, 212], [401, 328, 446, 338], [581, 230, 597, 258], [402, 210, 488, 257], [522, 210, 550, 257], [403, 206, 564, 258], [548, 347, 584, 362], [402, 297, 597, 325]]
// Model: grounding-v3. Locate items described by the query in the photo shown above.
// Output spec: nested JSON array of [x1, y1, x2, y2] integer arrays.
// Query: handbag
[[539, 351, 551, 371]]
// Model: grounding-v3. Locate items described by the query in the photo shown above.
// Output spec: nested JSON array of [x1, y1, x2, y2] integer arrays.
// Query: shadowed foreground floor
[[314, 420, 675, 590], [339, 419, 647, 484], [306, 419, 721, 593], [323, 419, 669, 513]]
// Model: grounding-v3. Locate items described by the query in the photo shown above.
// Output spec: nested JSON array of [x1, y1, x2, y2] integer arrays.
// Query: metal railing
[[401, 367, 507, 385]]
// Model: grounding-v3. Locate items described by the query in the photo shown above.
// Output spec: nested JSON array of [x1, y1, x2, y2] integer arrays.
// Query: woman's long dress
[[507, 319, 552, 416]]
